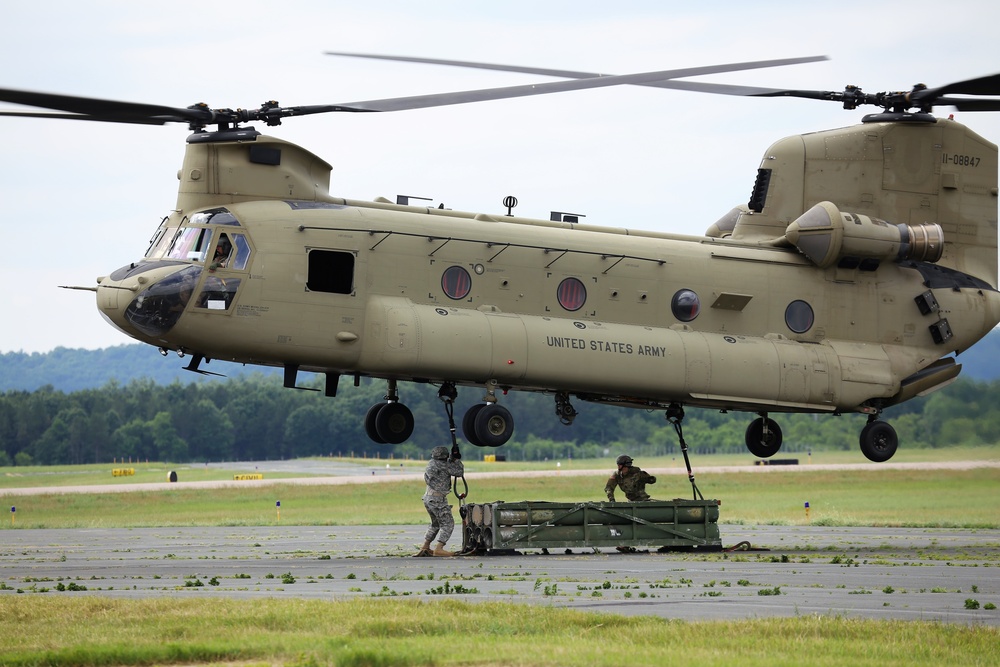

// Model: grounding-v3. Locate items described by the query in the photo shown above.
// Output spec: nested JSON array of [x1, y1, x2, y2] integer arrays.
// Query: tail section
[[729, 116, 998, 288]]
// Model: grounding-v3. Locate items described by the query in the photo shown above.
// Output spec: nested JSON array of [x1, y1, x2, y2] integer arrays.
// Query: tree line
[[1, 374, 998, 467]]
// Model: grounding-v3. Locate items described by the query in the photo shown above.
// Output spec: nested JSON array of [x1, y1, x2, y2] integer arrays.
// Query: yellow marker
[[276, 500, 281, 521], [804, 501, 811, 522], [10, 506, 14, 526]]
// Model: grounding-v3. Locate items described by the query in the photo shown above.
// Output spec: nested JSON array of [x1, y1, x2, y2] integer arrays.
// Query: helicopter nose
[[97, 263, 203, 340]]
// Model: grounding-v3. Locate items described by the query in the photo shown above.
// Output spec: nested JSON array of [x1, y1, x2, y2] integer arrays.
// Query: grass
[[1, 465, 998, 529], [0, 461, 323, 489], [1, 597, 997, 667], [2, 446, 997, 489]]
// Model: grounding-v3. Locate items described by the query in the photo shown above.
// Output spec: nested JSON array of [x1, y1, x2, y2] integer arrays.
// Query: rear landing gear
[[859, 417, 898, 462], [745, 414, 782, 458]]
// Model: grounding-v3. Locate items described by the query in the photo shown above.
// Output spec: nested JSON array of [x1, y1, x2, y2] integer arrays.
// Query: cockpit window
[[208, 232, 251, 271], [189, 208, 240, 226], [166, 227, 213, 262], [230, 234, 251, 270], [195, 276, 242, 311]]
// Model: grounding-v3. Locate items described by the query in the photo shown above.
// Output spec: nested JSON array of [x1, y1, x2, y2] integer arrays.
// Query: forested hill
[[0, 345, 280, 392], [2, 328, 1000, 392], [0, 329, 1000, 392]]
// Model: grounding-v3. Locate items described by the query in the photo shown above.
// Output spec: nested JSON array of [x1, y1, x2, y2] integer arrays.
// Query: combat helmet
[[616, 455, 633, 467], [431, 446, 450, 460]]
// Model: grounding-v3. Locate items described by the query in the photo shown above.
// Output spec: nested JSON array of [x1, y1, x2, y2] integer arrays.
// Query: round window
[[441, 265, 472, 300], [785, 300, 814, 333], [557, 277, 587, 311], [671, 289, 700, 322]]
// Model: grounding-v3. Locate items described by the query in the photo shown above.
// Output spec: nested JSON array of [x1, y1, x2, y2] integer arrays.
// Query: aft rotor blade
[[328, 55, 830, 112], [909, 73, 1000, 108], [326, 52, 826, 100], [933, 96, 1000, 112]]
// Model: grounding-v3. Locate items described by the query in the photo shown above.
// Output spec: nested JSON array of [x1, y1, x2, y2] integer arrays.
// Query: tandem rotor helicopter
[[2, 53, 998, 463]]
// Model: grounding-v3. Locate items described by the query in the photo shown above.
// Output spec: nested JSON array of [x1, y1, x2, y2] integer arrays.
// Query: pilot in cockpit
[[209, 235, 232, 271]]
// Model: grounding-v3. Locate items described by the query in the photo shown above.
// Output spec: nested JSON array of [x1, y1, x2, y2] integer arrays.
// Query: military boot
[[431, 542, 455, 557], [413, 540, 432, 557]]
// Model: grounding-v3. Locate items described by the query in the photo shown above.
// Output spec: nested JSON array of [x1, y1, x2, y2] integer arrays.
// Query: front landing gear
[[860, 416, 898, 462], [462, 380, 514, 447], [364, 380, 414, 444]]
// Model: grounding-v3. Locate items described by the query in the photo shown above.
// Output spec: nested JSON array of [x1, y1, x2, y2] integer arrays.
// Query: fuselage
[[96, 186, 1000, 416]]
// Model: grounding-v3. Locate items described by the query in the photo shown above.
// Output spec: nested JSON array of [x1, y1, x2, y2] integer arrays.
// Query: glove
[[451, 443, 461, 460]]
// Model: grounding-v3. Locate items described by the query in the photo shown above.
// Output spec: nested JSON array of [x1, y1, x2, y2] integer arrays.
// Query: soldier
[[415, 444, 465, 557], [605, 454, 656, 502]]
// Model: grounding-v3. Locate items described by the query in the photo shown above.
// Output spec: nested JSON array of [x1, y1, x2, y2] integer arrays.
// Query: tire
[[462, 404, 486, 447], [474, 403, 514, 447], [364, 402, 387, 444], [745, 417, 782, 458], [374, 402, 414, 444], [860, 420, 898, 462]]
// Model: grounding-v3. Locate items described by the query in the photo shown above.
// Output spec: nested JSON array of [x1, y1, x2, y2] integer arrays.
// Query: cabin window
[[785, 299, 814, 333], [307, 249, 355, 294], [441, 265, 472, 300], [557, 277, 587, 312], [671, 289, 700, 322]]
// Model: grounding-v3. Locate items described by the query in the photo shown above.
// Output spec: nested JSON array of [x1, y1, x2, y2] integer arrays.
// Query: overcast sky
[[1, 0, 998, 353]]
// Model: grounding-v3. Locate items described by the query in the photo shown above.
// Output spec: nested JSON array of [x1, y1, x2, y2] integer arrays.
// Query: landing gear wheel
[[745, 417, 782, 458], [374, 402, 414, 444], [860, 420, 897, 462], [364, 402, 387, 444], [474, 403, 514, 447], [462, 404, 486, 447]]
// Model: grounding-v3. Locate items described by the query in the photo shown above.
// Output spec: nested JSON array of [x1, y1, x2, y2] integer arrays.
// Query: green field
[[2, 449, 998, 529]]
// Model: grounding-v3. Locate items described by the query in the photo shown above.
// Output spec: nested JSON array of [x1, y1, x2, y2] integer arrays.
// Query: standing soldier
[[415, 444, 464, 557], [605, 454, 656, 502]]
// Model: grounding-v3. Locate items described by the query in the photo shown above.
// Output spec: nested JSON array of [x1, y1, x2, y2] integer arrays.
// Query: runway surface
[[3, 524, 998, 625]]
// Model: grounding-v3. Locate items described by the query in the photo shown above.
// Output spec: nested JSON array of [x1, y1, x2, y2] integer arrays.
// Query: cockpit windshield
[[166, 227, 213, 262], [123, 265, 202, 336]]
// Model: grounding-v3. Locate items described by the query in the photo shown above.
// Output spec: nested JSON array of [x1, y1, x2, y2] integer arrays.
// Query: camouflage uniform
[[605, 464, 656, 502], [422, 447, 465, 545]]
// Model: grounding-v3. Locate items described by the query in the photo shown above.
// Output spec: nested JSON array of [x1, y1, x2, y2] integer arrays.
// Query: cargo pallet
[[460, 499, 722, 554]]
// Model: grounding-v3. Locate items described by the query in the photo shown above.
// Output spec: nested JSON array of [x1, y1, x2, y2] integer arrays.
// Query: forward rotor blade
[[0, 54, 830, 128], [0, 88, 209, 125], [328, 55, 829, 112], [326, 51, 825, 99], [0, 110, 173, 124]]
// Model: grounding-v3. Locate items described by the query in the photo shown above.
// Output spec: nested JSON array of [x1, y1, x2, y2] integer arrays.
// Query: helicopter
[[1, 54, 997, 463]]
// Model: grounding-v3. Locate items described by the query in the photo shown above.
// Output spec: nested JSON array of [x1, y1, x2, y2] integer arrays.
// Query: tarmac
[[2, 459, 998, 625], [2, 523, 998, 625]]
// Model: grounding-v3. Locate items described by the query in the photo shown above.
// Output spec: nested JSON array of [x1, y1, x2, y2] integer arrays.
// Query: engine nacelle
[[785, 201, 944, 269]]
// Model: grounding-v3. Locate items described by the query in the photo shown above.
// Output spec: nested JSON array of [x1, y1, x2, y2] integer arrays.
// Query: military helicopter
[[2, 54, 998, 463]]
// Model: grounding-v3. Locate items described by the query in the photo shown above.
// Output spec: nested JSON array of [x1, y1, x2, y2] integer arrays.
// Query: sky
[[1, 0, 998, 353]]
